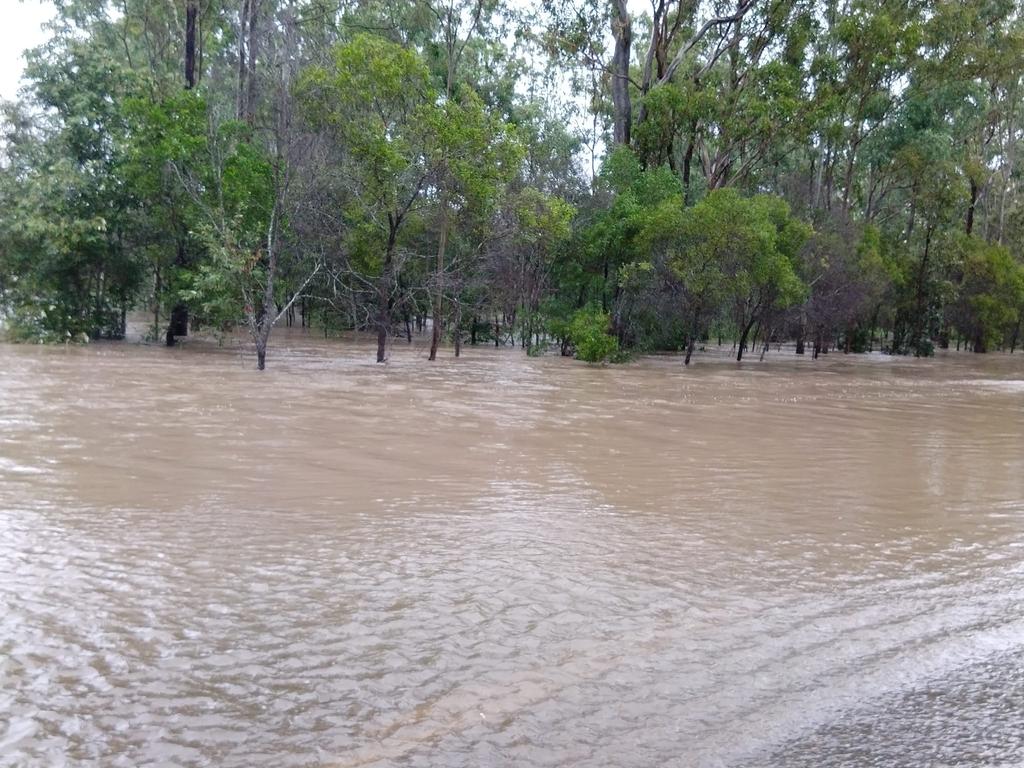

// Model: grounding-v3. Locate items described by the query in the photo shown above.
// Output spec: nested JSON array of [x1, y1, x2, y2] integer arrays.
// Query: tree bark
[[965, 175, 978, 235], [453, 302, 462, 357], [236, 0, 250, 120], [611, 0, 632, 146], [682, 118, 697, 205], [684, 310, 699, 365], [736, 317, 756, 362], [256, 338, 267, 370], [377, 237, 396, 364], [244, 0, 260, 124], [910, 224, 934, 353], [185, 1, 198, 89], [429, 198, 448, 361]]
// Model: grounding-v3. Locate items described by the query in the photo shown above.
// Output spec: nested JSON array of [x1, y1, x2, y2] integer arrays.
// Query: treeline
[[1, 0, 1022, 367]]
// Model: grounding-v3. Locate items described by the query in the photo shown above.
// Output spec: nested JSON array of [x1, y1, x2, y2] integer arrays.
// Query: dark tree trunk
[[376, 326, 387, 362], [682, 119, 697, 205], [453, 304, 462, 357], [965, 176, 978, 235], [377, 229, 397, 364], [911, 225, 934, 353], [736, 318, 756, 362], [166, 304, 188, 346], [185, 1, 198, 88], [684, 311, 699, 366]]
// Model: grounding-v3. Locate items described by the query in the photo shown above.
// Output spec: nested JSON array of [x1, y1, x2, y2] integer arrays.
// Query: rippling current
[[1, 334, 1023, 767]]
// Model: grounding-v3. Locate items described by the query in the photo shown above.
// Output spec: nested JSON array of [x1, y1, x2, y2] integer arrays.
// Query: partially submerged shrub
[[568, 305, 619, 363]]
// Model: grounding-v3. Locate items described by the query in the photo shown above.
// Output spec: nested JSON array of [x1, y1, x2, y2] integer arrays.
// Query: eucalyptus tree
[[299, 33, 515, 362], [4, 0, 1024, 363]]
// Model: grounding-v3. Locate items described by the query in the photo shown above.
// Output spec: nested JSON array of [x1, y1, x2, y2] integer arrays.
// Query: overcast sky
[[1, 1, 55, 101]]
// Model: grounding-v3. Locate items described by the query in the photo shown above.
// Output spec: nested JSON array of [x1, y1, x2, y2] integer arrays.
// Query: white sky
[[0, 1, 55, 101]]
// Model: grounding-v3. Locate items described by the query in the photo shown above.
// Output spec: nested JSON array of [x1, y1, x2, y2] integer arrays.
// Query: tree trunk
[[377, 230, 397, 364], [236, 0, 250, 120], [611, 0, 632, 146], [910, 225, 934, 353], [185, 1, 198, 88], [429, 199, 448, 361], [256, 336, 267, 370], [376, 326, 388, 363], [682, 119, 697, 205], [736, 317, 756, 362], [684, 311, 699, 366], [166, 304, 188, 346], [453, 303, 462, 358], [244, 0, 259, 124], [153, 263, 162, 342], [965, 176, 978, 235]]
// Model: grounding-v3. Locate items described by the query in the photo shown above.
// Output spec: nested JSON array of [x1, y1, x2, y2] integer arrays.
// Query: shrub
[[568, 305, 619, 363]]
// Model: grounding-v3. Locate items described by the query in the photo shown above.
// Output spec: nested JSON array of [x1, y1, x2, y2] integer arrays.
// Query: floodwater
[[1, 334, 1023, 768]]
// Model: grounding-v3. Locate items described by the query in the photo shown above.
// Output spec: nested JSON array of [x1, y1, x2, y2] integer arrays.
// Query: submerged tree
[[1, 0, 1023, 364]]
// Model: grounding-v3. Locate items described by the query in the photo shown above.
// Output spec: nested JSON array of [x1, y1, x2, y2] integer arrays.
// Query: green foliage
[[568, 305, 618, 362], [655, 189, 807, 319], [946, 234, 1024, 349], [0, 41, 146, 341], [2, 0, 1024, 363]]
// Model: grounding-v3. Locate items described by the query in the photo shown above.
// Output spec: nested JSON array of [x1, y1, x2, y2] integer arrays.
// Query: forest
[[1, 0, 1023, 368]]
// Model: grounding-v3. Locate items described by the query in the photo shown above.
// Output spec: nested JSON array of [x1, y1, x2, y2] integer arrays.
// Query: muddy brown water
[[1, 333, 1023, 767]]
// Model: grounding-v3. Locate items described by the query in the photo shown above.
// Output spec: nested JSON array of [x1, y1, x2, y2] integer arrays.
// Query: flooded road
[[1, 336, 1023, 767]]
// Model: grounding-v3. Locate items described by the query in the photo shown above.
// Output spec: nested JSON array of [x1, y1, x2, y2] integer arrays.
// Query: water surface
[[1, 337, 1023, 767]]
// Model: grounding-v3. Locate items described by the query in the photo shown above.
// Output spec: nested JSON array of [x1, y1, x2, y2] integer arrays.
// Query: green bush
[[2, 300, 94, 343], [568, 305, 619, 363]]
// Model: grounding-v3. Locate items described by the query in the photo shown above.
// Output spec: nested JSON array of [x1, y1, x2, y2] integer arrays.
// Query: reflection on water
[[1, 335, 1023, 767]]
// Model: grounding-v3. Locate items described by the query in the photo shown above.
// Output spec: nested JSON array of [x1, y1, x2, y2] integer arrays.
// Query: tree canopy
[[1, 0, 1022, 364]]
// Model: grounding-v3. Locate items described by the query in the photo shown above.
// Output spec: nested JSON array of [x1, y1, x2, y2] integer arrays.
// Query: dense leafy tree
[[1, 0, 1023, 364]]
